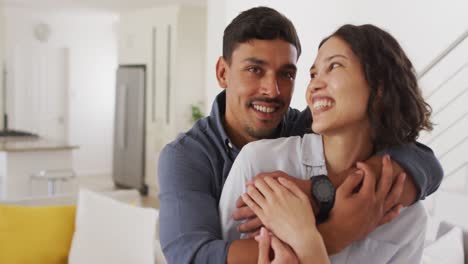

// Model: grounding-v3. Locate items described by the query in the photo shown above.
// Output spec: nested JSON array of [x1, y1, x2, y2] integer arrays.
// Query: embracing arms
[[232, 142, 443, 257]]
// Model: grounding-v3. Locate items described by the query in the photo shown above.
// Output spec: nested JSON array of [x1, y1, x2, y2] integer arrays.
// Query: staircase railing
[[417, 30, 468, 184], [418, 29, 468, 79]]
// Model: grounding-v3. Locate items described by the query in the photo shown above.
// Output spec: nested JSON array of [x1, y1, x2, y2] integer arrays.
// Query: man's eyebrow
[[243, 57, 297, 71], [310, 54, 348, 71], [282, 64, 297, 72], [242, 57, 267, 65]]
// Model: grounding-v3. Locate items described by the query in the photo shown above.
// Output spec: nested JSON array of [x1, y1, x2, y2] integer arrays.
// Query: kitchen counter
[[0, 137, 79, 199], [0, 137, 79, 152]]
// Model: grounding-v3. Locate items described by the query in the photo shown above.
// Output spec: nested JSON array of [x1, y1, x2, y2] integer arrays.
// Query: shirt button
[[228, 142, 233, 149]]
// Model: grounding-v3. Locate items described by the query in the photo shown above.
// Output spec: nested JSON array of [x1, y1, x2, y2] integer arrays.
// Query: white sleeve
[[219, 146, 257, 241]]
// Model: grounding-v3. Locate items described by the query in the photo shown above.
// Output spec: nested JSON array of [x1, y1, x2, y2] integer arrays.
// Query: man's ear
[[216, 56, 229, 89]]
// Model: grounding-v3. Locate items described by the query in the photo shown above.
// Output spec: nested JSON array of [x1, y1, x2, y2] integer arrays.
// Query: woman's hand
[[242, 177, 315, 240], [256, 227, 298, 264], [243, 177, 329, 263], [233, 171, 313, 237]]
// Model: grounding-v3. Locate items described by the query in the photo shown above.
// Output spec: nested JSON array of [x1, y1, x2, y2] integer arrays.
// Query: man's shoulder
[[166, 117, 214, 149], [158, 118, 219, 181], [282, 107, 312, 137], [161, 117, 223, 162]]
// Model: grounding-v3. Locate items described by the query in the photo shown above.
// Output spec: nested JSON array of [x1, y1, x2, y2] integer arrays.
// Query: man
[[158, 6, 443, 264]]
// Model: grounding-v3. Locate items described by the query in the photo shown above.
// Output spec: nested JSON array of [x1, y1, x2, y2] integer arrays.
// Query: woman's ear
[[372, 83, 385, 114], [216, 56, 229, 89], [377, 82, 384, 99]]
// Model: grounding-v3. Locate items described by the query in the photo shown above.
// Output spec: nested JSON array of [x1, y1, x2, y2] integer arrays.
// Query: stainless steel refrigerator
[[112, 65, 148, 195]]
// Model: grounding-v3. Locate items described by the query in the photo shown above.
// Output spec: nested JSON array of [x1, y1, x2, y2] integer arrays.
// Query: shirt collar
[[210, 91, 239, 152], [300, 134, 326, 167]]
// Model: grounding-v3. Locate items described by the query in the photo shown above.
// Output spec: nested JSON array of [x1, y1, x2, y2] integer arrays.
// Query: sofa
[[422, 190, 468, 264], [0, 189, 167, 264], [2, 190, 466, 263]]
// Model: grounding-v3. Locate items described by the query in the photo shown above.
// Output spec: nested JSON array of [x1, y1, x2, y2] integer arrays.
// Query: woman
[[219, 24, 433, 263]]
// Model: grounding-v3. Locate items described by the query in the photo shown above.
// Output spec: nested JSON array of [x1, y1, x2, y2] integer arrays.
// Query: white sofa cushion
[[422, 223, 464, 264], [68, 189, 157, 264], [154, 239, 167, 264], [433, 191, 468, 230], [1, 189, 142, 206]]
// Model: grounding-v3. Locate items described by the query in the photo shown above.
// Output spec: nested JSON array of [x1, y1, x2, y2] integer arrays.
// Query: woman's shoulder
[[243, 134, 321, 153], [238, 134, 323, 171]]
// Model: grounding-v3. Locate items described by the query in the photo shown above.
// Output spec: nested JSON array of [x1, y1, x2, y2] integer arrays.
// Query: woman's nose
[[308, 77, 326, 93]]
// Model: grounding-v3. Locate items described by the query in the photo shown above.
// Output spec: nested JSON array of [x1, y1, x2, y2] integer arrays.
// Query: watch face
[[313, 179, 334, 202]]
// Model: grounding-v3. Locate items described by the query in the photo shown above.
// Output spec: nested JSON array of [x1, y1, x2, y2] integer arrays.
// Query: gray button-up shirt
[[158, 91, 443, 264]]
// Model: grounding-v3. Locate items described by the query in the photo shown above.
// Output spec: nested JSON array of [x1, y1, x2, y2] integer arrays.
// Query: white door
[[8, 45, 68, 141]]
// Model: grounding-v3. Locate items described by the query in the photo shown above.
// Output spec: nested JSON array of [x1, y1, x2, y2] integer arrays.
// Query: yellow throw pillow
[[0, 204, 76, 264]]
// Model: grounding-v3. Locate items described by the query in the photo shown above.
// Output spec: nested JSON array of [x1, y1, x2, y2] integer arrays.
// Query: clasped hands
[[233, 155, 407, 257]]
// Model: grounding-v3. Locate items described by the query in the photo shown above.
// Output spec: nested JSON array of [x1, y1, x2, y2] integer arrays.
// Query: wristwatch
[[310, 175, 335, 224]]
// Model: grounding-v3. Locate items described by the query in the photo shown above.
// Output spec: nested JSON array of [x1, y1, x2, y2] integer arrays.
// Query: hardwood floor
[[76, 174, 160, 208], [141, 195, 160, 208]]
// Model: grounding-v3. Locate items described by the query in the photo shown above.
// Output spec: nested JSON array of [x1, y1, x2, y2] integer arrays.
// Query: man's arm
[[289, 107, 443, 202], [227, 240, 259, 264], [323, 142, 443, 207], [158, 144, 230, 264], [234, 142, 443, 254], [377, 142, 443, 200], [286, 142, 443, 253]]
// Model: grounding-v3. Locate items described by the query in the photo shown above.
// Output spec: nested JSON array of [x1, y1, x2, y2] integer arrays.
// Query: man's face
[[217, 39, 298, 146]]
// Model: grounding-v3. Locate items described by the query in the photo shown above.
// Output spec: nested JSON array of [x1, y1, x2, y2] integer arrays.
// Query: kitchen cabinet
[[117, 5, 206, 196]]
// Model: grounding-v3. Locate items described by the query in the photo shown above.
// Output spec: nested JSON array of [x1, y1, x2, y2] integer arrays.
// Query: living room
[[0, 0, 467, 263]]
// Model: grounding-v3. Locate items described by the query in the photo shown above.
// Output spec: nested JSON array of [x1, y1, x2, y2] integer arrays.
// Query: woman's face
[[307, 36, 371, 135]]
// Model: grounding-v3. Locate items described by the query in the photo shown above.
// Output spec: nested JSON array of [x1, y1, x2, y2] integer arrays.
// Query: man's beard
[[244, 97, 284, 139], [245, 121, 278, 140]]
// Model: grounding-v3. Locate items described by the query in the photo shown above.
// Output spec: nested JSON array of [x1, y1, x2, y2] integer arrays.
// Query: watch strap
[[310, 175, 335, 224]]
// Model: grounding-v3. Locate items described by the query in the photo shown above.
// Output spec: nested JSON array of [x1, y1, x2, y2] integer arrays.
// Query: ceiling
[[0, 0, 206, 12]]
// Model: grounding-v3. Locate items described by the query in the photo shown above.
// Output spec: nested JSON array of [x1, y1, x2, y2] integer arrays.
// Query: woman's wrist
[[295, 230, 328, 263], [290, 227, 325, 259]]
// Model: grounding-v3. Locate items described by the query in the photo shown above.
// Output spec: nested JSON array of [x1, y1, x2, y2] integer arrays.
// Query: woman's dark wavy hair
[[319, 24, 433, 151]]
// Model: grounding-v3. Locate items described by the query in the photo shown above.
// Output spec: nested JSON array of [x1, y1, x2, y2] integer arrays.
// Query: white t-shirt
[[219, 133, 427, 264]]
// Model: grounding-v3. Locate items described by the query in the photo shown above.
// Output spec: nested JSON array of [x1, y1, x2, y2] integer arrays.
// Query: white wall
[[206, 0, 468, 110], [0, 7, 4, 129], [117, 5, 207, 193], [175, 6, 206, 131], [3, 7, 118, 178], [204, 0, 225, 114]]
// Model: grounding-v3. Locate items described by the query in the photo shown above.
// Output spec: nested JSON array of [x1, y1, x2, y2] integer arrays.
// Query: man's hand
[[319, 155, 406, 254], [365, 155, 416, 207], [233, 171, 313, 236]]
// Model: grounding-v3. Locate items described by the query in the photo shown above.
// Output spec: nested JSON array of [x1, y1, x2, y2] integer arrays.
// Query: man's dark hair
[[223, 6, 301, 64], [319, 24, 433, 150]]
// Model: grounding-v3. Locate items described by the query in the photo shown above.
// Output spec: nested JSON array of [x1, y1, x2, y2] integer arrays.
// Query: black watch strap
[[310, 175, 335, 224]]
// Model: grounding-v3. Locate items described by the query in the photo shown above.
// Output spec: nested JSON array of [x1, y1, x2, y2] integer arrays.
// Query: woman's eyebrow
[[325, 54, 348, 62], [310, 54, 348, 71]]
